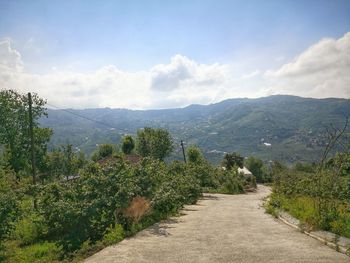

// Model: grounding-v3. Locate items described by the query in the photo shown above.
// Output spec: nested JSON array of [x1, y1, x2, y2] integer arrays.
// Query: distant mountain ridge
[[40, 95, 350, 164]]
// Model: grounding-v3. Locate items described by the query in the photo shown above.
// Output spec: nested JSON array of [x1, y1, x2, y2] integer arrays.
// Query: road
[[85, 185, 349, 263]]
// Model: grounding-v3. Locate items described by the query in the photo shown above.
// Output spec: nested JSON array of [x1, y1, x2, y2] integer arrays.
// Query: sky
[[0, 0, 350, 109]]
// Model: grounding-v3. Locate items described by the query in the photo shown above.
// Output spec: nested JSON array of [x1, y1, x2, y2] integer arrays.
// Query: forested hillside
[[41, 95, 350, 163]]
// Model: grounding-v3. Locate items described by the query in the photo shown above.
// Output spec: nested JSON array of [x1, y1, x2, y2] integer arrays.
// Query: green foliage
[[8, 242, 62, 263], [185, 161, 219, 188], [91, 144, 116, 161], [0, 90, 51, 175], [245, 156, 271, 183], [269, 150, 350, 237], [36, 155, 203, 254], [187, 145, 204, 164], [38, 161, 135, 252], [0, 117, 248, 262], [14, 214, 46, 245], [102, 224, 124, 246], [39, 95, 350, 164], [0, 169, 18, 247], [217, 169, 245, 194], [122, 135, 135, 154], [45, 145, 86, 181], [222, 152, 244, 170], [136, 127, 173, 161]]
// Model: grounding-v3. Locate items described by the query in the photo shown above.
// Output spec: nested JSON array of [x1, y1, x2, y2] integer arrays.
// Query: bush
[[102, 224, 124, 246], [217, 169, 244, 194], [269, 157, 350, 237], [9, 242, 62, 263], [186, 162, 219, 188], [187, 146, 204, 164], [38, 161, 136, 252], [91, 144, 116, 161], [14, 214, 47, 245], [0, 169, 18, 246]]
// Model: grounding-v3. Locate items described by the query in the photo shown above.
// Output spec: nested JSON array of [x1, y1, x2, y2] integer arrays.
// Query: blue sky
[[0, 0, 349, 108]]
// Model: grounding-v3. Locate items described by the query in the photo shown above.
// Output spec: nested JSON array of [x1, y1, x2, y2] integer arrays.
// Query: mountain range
[[40, 95, 350, 164]]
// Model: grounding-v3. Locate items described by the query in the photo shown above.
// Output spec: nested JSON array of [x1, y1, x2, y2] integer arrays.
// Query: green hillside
[[40, 95, 350, 164]]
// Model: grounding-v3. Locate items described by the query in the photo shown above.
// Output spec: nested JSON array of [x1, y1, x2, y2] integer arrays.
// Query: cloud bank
[[265, 32, 350, 98], [0, 33, 349, 109]]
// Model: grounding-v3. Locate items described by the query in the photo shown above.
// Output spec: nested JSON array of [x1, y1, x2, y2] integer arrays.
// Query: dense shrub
[[217, 169, 245, 194], [8, 242, 62, 263], [186, 161, 219, 188], [0, 169, 18, 248], [102, 224, 124, 246], [14, 214, 47, 245], [268, 155, 350, 237], [36, 157, 203, 255], [38, 161, 136, 252]]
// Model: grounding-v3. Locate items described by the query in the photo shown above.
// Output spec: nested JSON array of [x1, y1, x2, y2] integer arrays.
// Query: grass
[[1, 240, 62, 263], [267, 193, 350, 238]]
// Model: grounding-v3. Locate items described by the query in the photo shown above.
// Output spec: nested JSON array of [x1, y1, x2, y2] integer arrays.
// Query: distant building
[[238, 166, 253, 177]]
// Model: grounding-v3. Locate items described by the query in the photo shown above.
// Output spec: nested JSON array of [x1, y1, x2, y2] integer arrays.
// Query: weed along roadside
[[276, 210, 350, 256], [265, 134, 350, 258]]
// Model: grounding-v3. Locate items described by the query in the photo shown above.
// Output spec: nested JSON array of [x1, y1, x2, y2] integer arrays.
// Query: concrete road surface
[[85, 185, 349, 263]]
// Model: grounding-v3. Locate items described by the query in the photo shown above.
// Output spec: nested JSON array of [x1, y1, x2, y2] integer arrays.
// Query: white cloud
[[265, 32, 350, 98], [0, 39, 23, 72], [0, 42, 233, 109], [1, 33, 349, 110], [150, 55, 230, 92], [241, 70, 260, 79]]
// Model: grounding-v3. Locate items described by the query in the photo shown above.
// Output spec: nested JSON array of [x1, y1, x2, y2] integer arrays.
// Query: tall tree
[[0, 90, 51, 178], [136, 127, 173, 161]]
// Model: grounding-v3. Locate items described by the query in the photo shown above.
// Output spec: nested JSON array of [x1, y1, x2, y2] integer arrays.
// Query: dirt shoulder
[[85, 185, 349, 263]]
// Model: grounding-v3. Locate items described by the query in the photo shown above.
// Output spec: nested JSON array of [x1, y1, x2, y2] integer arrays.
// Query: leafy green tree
[[245, 156, 269, 183], [222, 152, 244, 170], [0, 90, 51, 178], [121, 135, 135, 154], [136, 127, 173, 161], [187, 145, 204, 164]]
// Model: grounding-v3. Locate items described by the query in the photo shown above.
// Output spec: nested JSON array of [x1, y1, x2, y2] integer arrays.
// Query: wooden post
[[28, 92, 37, 208], [181, 140, 186, 163]]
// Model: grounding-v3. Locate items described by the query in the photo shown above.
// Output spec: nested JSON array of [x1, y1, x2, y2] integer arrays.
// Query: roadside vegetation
[[0, 90, 256, 262], [266, 123, 350, 238]]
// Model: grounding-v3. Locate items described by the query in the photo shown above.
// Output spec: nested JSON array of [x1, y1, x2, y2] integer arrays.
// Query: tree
[[245, 156, 268, 183], [136, 127, 173, 161], [222, 152, 244, 170], [121, 135, 135, 154], [187, 145, 204, 164], [0, 90, 51, 178]]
